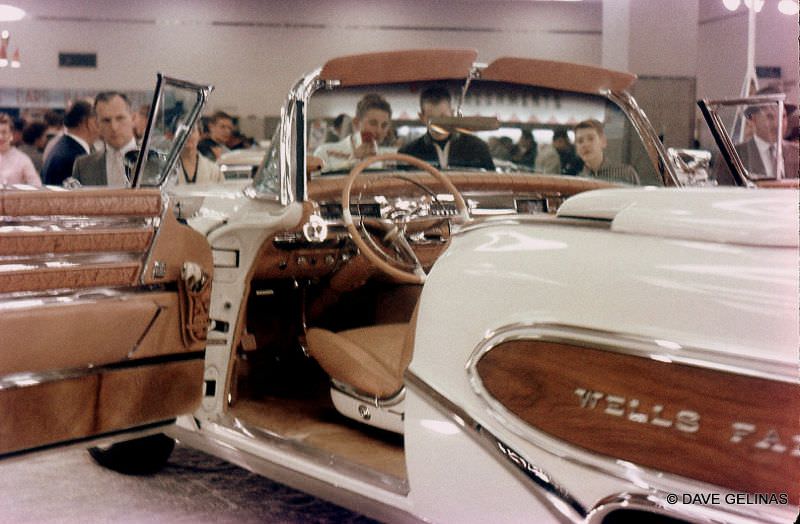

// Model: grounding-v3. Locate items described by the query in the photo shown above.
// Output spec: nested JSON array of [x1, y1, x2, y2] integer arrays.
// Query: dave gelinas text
[[665, 493, 789, 505]]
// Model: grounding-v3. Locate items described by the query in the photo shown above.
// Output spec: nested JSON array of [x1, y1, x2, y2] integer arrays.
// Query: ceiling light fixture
[[0, 4, 24, 22], [778, 0, 800, 14], [722, 0, 741, 10]]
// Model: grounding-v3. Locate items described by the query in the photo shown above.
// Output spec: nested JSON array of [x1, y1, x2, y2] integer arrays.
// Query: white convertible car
[[0, 50, 796, 524]]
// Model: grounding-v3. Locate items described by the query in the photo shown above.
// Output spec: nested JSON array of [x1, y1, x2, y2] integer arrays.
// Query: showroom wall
[[0, 0, 796, 142], [0, 0, 603, 122]]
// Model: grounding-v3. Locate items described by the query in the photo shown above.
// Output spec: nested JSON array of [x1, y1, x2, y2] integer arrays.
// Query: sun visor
[[482, 57, 636, 94], [557, 188, 799, 248], [320, 49, 477, 87]]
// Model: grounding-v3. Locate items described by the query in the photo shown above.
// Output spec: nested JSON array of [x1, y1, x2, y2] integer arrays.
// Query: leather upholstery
[[307, 323, 413, 398]]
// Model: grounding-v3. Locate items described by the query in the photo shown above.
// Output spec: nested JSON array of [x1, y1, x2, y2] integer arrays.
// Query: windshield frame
[[259, 57, 682, 205], [132, 74, 213, 189], [698, 94, 788, 186]]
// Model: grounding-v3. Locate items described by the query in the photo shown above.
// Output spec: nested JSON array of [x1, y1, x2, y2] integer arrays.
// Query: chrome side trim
[[0, 252, 144, 270], [0, 350, 205, 391], [464, 322, 796, 524], [467, 323, 795, 385], [217, 414, 409, 496], [404, 370, 586, 524]]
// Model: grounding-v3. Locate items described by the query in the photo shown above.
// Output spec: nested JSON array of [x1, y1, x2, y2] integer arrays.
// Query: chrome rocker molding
[[463, 322, 795, 524]]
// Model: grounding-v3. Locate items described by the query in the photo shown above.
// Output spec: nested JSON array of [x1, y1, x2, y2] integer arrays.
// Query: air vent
[[59, 53, 97, 68]]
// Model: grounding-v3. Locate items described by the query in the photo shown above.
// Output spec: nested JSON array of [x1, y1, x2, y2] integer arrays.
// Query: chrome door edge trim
[[404, 370, 586, 524], [215, 413, 409, 496], [464, 322, 796, 523]]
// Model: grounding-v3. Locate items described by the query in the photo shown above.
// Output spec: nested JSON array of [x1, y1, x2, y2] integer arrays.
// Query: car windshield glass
[[253, 125, 282, 195], [138, 78, 208, 187], [306, 80, 663, 186]]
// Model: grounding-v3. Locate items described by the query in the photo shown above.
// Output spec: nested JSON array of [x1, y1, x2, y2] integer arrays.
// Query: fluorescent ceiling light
[[0, 4, 24, 21]]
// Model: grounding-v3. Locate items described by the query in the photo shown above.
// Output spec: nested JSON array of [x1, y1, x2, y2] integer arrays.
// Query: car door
[[0, 75, 214, 457]]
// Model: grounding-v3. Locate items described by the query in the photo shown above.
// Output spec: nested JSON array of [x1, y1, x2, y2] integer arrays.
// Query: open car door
[[0, 76, 214, 458]]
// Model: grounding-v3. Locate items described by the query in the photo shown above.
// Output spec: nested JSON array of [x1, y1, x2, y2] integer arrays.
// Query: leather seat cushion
[[306, 323, 409, 398]]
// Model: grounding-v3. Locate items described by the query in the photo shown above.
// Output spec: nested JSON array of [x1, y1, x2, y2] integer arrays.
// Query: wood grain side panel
[[476, 341, 800, 502], [0, 263, 141, 293], [0, 229, 154, 255], [2, 188, 162, 217], [0, 375, 99, 455]]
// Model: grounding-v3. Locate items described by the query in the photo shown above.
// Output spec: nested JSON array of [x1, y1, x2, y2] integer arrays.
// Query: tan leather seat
[[306, 323, 413, 399]]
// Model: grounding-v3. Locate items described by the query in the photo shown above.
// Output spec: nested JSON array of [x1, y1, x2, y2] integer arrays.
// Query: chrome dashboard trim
[[463, 322, 796, 524]]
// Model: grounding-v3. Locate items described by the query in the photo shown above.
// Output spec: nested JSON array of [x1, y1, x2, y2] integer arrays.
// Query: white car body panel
[[406, 188, 798, 522]]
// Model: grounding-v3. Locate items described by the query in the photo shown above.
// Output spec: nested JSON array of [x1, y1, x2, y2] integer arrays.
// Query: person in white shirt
[[312, 94, 395, 173], [176, 124, 223, 185]]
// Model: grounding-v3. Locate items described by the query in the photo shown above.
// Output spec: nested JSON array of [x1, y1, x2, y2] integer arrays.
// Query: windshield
[[306, 80, 664, 186]]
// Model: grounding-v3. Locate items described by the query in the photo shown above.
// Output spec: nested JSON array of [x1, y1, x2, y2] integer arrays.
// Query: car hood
[[557, 188, 798, 248]]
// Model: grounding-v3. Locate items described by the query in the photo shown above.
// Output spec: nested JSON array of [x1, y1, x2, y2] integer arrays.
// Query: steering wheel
[[342, 152, 469, 284]]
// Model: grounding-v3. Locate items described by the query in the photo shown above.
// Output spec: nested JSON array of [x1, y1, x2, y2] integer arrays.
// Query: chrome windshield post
[[606, 90, 681, 187], [282, 69, 325, 206]]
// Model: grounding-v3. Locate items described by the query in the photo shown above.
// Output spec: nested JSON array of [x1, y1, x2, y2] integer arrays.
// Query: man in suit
[[198, 111, 234, 161], [72, 92, 137, 187], [736, 88, 799, 180], [399, 85, 494, 171], [41, 100, 97, 186]]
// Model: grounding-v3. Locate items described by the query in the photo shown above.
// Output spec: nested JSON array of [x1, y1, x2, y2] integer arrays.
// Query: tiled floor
[[0, 445, 380, 523]]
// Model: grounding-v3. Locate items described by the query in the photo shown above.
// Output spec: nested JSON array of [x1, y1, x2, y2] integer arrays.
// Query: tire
[[88, 433, 175, 475]]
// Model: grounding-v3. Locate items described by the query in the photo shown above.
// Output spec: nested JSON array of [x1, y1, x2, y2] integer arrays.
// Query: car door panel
[[0, 186, 212, 456]]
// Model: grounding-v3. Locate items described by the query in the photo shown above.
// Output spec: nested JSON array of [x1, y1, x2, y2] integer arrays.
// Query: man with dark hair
[[574, 119, 639, 185], [736, 86, 798, 180], [551, 127, 582, 175], [41, 100, 98, 185], [313, 93, 395, 173], [72, 91, 137, 187], [198, 111, 234, 161], [18, 122, 48, 172], [399, 85, 494, 170]]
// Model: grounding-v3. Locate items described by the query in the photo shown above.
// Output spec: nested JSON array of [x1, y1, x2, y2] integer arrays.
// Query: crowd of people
[[0, 96, 253, 188], [310, 85, 614, 180]]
